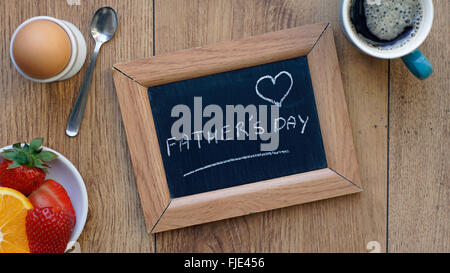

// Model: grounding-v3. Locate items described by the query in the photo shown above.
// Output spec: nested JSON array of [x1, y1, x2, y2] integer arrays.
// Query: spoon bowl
[[90, 7, 118, 43]]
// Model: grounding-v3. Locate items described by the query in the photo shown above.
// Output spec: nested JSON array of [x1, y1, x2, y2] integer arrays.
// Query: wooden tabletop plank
[[154, 0, 388, 252], [388, 0, 449, 252], [0, 0, 154, 252]]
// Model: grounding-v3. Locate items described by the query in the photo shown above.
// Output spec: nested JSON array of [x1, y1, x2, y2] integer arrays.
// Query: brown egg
[[12, 20, 72, 79]]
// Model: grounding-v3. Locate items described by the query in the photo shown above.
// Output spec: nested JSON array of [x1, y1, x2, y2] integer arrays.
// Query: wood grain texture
[[0, 0, 154, 252], [114, 23, 327, 87], [155, 0, 388, 252], [307, 25, 361, 187], [112, 70, 171, 232], [154, 168, 360, 233], [388, 0, 449, 252]]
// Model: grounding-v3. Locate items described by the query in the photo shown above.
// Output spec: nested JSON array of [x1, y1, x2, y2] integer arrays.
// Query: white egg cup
[[10, 16, 87, 83]]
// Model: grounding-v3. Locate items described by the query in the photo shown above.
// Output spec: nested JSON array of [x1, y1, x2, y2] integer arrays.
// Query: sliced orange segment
[[0, 187, 33, 253]]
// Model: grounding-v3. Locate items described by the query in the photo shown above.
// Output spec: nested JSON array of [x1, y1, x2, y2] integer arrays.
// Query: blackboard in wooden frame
[[113, 23, 361, 233]]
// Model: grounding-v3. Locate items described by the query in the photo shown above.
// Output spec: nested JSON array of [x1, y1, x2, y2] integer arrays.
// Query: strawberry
[[26, 207, 75, 253], [28, 179, 76, 223], [0, 138, 56, 196], [0, 159, 45, 195]]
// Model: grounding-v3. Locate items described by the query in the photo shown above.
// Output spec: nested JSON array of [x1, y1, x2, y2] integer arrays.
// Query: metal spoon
[[66, 6, 118, 137]]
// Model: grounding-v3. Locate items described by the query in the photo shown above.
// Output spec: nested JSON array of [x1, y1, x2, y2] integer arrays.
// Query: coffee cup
[[339, 0, 434, 80], [10, 16, 87, 83]]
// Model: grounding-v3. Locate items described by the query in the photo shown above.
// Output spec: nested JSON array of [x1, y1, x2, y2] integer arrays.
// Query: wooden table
[[0, 0, 448, 253]]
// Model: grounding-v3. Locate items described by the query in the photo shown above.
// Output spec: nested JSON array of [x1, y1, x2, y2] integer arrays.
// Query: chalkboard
[[147, 56, 327, 198], [114, 24, 361, 232]]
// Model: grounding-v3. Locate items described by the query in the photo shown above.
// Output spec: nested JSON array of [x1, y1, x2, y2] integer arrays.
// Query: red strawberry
[[0, 159, 46, 195], [0, 138, 57, 196], [26, 207, 75, 253], [28, 179, 76, 223]]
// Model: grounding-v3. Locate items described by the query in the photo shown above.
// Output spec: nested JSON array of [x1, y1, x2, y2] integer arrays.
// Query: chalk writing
[[184, 150, 290, 177]]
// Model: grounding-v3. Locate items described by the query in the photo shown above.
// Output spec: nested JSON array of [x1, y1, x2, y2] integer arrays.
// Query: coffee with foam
[[350, 0, 424, 50]]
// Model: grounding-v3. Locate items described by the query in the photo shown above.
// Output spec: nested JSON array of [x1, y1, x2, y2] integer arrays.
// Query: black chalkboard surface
[[147, 56, 327, 198]]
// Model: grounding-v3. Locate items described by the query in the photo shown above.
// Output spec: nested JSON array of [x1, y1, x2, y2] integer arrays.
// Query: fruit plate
[[0, 145, 88, 252]]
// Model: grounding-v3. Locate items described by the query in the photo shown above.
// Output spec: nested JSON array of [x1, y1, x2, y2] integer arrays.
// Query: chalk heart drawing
[[255, 71, 293, 107]]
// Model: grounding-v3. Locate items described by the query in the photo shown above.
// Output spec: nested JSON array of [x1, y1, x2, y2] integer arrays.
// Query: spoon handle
[[66, 42, 102, 137]]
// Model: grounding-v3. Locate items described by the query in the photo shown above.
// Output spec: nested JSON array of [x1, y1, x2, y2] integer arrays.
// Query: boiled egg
[[12, 20, 72, 79]]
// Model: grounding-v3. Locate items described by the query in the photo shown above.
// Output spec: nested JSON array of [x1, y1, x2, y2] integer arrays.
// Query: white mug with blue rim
[[340, 0, 434, 80]]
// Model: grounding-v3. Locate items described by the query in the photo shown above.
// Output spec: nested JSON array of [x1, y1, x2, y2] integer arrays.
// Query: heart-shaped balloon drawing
[[255, 71, 293, 107]]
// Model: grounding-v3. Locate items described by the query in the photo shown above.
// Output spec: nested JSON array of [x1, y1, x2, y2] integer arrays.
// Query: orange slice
[[0, 187, 33, 253]]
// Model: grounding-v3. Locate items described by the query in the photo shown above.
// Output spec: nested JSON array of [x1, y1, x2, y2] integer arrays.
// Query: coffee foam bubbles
[[364, 0, 423, 41]]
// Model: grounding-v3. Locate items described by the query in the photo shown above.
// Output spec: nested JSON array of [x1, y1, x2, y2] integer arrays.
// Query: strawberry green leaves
[[36, 151, 57, 162], [0, 138, 57, 172], [1, 150, 18, 161], [29, 138, 43, 153]]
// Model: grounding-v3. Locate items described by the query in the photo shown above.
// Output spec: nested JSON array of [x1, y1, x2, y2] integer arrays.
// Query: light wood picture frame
[[112, 22, 361, 233]]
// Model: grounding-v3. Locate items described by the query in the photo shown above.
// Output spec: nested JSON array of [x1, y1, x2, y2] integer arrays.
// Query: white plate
[[0, 145, 88, 252]]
